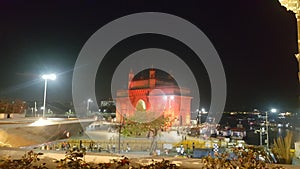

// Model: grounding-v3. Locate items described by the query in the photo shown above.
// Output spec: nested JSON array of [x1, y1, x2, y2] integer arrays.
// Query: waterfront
[[246, 128, 300, 148], [197, 112, 300, 148]]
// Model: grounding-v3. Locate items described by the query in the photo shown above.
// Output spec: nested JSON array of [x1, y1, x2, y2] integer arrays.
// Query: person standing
[[192, 142, 195, 152], [126, 143, 130, 152], [176, 146, 180, 155], [180, 144, 184, 155], [112, 144, 116, 152], [66, 142, 70, 150], [79, 140, 83, 149]]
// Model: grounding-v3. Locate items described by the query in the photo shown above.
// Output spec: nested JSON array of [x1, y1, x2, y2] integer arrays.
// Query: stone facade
[[115, 69, 192, 126]]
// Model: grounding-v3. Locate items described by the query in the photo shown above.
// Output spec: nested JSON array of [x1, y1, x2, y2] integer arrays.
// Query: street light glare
[[41, 73, 56, 117], [42, 73, 56, 80], [271, 108, 277, 113], [163, 95, 167, 100]]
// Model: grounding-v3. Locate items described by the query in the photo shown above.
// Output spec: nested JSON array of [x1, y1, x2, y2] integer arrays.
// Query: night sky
[[0, 0, 299, 112]]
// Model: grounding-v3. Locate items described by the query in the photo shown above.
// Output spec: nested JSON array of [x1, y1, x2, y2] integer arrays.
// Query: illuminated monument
[[279, 0, 300, 157], [115, 69, 192, 126], [280, 0, 300, 80]]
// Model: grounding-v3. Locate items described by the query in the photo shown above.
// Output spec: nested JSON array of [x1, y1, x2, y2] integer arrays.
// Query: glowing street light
[[266, 108, 278, 148], [271, 108, 277, 113], [196, 108, 205, 126], [42, 73, 56, 118]]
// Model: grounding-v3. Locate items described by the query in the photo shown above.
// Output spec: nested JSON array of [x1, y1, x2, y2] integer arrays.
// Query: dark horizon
[[0, 0, 299, 113]]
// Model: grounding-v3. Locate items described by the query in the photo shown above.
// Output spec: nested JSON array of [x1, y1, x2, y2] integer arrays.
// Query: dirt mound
[[0, 123, 84, 147]]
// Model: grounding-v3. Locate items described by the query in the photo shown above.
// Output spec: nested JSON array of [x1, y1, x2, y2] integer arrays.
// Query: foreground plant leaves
[[0, 150, 48, 169], [0, 148, 289, 169]]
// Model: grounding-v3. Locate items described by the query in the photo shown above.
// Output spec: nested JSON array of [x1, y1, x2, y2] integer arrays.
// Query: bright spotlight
[[42, 73, 56, 80], [271, 108, 277, 113], [41, 73, 57, 117]]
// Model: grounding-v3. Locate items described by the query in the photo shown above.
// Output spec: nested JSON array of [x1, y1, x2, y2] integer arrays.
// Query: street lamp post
[[118, 113, 126, 153], [266, 108, 277, 149], [197, 108, 205, 126], [34, 101, 37, 117], [260, 127, 263, 146], [87, 98, 93, 114], [196, 109, 200, 127], [42, 74, 56, 118], [200, 108, 205, 125], [118, 118, 122, 153], [266, 111, 269, 148]]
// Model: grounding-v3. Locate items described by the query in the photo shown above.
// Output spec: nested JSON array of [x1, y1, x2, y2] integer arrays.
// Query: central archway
[[136, 99, 146, 111]]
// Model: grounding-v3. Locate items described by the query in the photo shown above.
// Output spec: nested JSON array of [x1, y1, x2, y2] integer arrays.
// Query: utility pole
[[34, 101, 37, 117], [118, 121, 121, 153], [259, 127, 263, 146], [118, 114, 125, 153], [266, 111, 269, 149]]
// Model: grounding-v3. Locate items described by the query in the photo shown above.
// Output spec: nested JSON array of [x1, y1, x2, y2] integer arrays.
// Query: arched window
[[136, 99, 146, 111]]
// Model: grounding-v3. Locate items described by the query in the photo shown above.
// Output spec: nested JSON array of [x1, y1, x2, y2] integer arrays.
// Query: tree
[[65, 109, 75, 117], [272, 131, 293, 164], [121, 112, 174, 155]]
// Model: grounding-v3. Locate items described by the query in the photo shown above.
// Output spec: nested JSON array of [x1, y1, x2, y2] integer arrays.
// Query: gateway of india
[[115, 69, 192, 126]]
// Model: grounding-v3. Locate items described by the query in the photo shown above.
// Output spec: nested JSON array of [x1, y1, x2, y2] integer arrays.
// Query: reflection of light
[[29, 118, 53, 126], [42, 74, 56, 80], [163, 95, 167, 100], [271, 108, 277, 113], [163, 95, 175, 100]]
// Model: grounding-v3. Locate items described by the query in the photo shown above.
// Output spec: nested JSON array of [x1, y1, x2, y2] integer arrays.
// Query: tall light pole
[[200, 108, 205, 125], [266, 108, 277, 148], [266, 111, 269, 148], [87, 98, 93, 114], [34, 101, 37, 117], [118, 113, 126, 154], [42, 74, 56, 118], [260, 127, 263, 146], [197, 108, 205, 127]]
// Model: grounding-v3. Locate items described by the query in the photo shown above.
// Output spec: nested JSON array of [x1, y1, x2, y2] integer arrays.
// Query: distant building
[[115, 69, 192, 126], [100, 100, 115, 107], [99, 100, 116, 113], [0, 99, 27, 119]]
